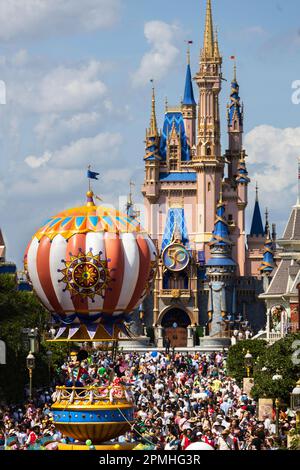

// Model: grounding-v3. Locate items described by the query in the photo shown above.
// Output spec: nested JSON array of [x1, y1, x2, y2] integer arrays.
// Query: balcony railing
[[160, 289, 191, 299], [52, 385, 134, 406]]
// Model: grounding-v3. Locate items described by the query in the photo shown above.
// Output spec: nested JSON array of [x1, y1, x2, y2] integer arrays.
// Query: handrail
[[52, 385, 134, 405]]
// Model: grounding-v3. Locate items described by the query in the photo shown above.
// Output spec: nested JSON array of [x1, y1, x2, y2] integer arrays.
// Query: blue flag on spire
[[87, 169, 100, 180]]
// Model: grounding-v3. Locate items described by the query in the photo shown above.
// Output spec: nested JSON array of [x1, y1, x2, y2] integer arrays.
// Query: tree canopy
[[227, 335, 300, 404], [0, 274, 68, 403]]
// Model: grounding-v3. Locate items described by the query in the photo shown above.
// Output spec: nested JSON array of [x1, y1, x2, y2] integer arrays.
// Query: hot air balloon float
[[24, 188, 157, 450]]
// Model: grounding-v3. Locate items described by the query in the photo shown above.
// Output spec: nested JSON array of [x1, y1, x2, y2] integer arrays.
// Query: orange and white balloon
[[24, 192, 157, 336]]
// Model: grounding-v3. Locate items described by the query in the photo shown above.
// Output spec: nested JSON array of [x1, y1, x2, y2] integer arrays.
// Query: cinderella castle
[[140, 0, 277, 348]]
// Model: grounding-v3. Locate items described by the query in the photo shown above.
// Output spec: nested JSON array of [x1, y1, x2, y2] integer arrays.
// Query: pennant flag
[[87, 169, 100, 180], [230, 55, 236, 60]]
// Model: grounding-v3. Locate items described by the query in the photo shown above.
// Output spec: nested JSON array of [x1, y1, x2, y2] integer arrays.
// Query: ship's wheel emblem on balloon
[[58, 249, 111, 301]]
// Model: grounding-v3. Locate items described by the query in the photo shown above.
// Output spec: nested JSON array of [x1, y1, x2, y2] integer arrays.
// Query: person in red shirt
[[180, 429, 192, 450]]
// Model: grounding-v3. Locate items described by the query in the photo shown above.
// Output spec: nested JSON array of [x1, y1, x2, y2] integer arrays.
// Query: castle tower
[[259, 210, 275, 286], [194, 0, 224, 255], [224, 64, 249, 276], [226, 63, 245, 179], [206, 191, 236, 337], [246, 184, 265, 275], [142, 85, 161, 236], [182, 44, 197, 149]]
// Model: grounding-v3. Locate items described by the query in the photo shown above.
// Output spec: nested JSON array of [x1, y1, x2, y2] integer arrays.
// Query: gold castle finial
[[256, 182, 259, 202], [233, 60, 237, 81], [203, 0, 214, 58], [186, 40, 193, 65], [214, 25, 220, 58], [219, 183, 223, 204], [149, 79, 158, 136]]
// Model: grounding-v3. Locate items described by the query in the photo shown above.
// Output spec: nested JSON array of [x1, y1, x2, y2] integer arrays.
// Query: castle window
[[208, 182, 211, 192], [207, 146, 211, 156]]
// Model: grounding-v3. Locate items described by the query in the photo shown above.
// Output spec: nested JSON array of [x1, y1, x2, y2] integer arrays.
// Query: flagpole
[[88, 165, 91, 192]]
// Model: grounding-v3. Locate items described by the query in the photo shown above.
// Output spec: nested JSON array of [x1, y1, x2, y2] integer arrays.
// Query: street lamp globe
[[244, 351, 253, 366], [291, 379, 300, 411], [26, 351, 35, 370], [46, 350, 53, 361], [244, 351, 253, 378], [49, 327, 56, 339]]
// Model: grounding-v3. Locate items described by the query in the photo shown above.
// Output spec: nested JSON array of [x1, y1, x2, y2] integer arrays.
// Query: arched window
[[207, 146, 211, 156]]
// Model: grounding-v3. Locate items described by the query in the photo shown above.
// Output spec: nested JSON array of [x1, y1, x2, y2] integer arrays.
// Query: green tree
[[0, 274, 68, 403], [227, 339, 268, 384], [251, 333, 300, 403]]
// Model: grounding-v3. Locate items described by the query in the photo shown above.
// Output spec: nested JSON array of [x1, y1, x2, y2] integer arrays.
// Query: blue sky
[[0, 0, 300, 267]]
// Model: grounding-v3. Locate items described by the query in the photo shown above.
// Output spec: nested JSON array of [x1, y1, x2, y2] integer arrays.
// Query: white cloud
[[25, 132, 123, 170], [0, 0, 121, 40], [133, 21, 180, 87], [245, 125, 300, 231], [15, 60, 107, 113], [34, 111, 102, 144], [25, 151, 52, 169]]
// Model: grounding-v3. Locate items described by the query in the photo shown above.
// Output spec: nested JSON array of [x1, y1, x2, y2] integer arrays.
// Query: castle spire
[[250, 184, 264, 237], [149, 80, 158, 137], [227, 62, 243, 128], [265, 208, 270, 235], [259, 211, 275, 275], [183, 44, 196, 106], [144, 82, 160, 161], [213, 26, 221, 59], [202, 0, 214, 58]]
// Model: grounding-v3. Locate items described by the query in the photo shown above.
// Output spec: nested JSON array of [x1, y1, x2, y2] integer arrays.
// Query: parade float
[[24, 189, 157, 450]]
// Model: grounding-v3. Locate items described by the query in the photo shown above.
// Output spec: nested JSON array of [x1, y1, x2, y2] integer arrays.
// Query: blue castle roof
[[183, 64, 196, 106], [145, 135, 160, 161], [159, 112, 191, 162], [160, 172, 196, 182], [236, 158, 250, 184], [228, 76, 243, 126], [250, 200, 264, 237], [259, 233, 275, 274], [207, 199, 236, 268]]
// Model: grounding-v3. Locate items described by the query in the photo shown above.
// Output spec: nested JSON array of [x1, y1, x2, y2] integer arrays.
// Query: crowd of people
[[0, 350, 298, 450]]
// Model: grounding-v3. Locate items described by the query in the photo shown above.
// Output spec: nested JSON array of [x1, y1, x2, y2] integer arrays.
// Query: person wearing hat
[[216, 428, 232, 450]]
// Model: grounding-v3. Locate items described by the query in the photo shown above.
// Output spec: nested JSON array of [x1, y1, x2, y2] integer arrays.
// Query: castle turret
[[206, 191, 236, 336], [182, 44, 197, 149], [142, 84, 161, 203], [226, 63, 244, 179], [193, 0, 224, 255], [246, 184, 266, 276], [259, 210, 275, 277]]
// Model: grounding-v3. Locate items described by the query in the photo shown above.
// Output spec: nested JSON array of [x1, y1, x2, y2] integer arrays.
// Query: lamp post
[[244, 351, 253, 378], [272, 371, 283, 438], [28, 328, 39, 353], [26, 351, 35, 400], [46, 350, 53, 385], [291, 379, 300, 433]]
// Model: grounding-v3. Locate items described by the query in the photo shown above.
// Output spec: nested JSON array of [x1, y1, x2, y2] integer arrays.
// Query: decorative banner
[[258, 398, 273, 421]]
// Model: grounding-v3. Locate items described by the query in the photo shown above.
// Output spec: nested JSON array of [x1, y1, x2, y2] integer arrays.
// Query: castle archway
[[159, 307, 192, 348]]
